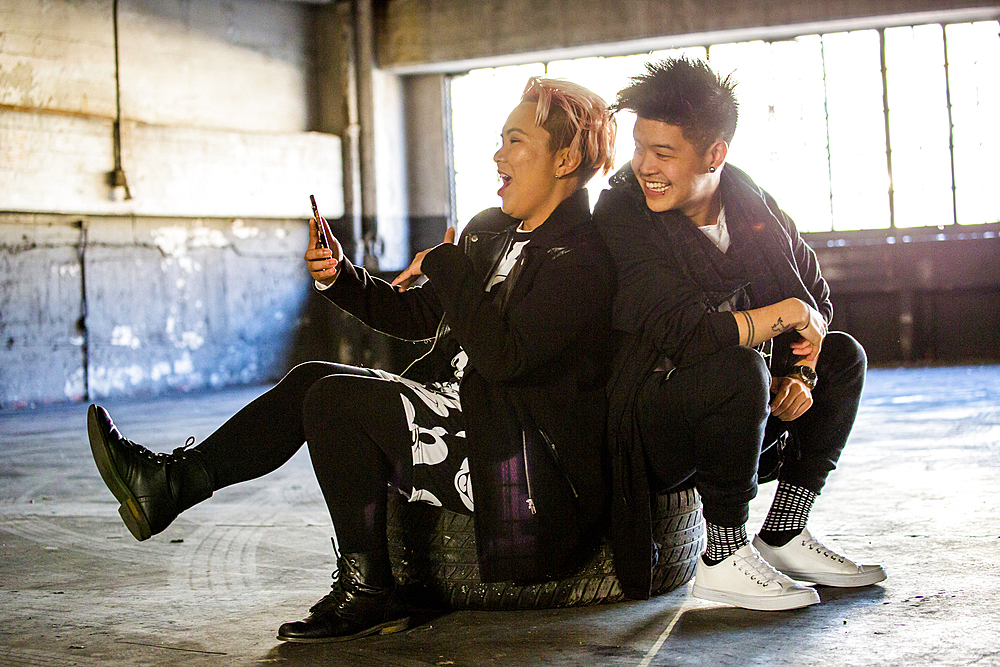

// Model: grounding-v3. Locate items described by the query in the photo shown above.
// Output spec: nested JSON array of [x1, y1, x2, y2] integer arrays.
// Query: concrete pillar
[[316, 0, 410, 272], [315, 1, 363, 262], [404, 74, 453, 258]]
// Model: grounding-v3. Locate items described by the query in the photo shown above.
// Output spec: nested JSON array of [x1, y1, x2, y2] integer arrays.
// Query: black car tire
[[386, 486, 704, 610]]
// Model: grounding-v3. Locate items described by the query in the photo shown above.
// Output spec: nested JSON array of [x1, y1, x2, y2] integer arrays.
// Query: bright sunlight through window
[[449, 21, 999, 235]]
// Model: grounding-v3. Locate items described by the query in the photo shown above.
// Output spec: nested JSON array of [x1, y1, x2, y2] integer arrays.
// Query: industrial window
[[448, 20, 999, 235]]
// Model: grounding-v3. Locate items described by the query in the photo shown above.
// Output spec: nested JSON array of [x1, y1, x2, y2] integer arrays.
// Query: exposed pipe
[[342, 0, 364, 264], [351, 0, 380, 272], [941, 24, 959, 227], [879, 28, 894, 230], [110, 0, 131, 201], [75, 219, 90, 400]]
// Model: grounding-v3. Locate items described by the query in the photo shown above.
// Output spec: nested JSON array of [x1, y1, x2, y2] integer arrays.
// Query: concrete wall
[[0, 0, 353, 408], [1, 0, 344, 217], [812, 229, 1000, 366], [0, 212, 310, 405], [3, 0, 998, 408], [377, 0, 1000, 72]]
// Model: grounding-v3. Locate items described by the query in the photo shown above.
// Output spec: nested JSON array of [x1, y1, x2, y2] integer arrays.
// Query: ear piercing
[[709, 166, 716, 173]]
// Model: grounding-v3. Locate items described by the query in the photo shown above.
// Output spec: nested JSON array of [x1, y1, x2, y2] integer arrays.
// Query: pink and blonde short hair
[[521, 77, 616, 186]]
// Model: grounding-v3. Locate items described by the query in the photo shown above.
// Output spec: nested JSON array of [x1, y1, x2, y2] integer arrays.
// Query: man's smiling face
[[630, 116, 718, 219]]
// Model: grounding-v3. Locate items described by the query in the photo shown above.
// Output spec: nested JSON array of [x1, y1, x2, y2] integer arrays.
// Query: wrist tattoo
[[772, 316, 793, 334], [741, 311, 755, 346]]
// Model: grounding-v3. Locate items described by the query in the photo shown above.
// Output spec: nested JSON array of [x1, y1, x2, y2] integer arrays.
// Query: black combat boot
[[277, 547, 409, 643], [87, 404, 214, 541]]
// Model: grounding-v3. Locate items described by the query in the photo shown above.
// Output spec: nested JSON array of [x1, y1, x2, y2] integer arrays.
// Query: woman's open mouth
[[498, 173, 512, 196]]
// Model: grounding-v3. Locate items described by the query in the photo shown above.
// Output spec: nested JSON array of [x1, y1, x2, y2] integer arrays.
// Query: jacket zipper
[[522, 430, 536, 514], [540, 429, 579, 500], [419, 227, 547, 517]]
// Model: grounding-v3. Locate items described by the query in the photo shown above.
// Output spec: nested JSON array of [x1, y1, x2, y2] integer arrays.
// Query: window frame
[[444, 17, 1000, 242]]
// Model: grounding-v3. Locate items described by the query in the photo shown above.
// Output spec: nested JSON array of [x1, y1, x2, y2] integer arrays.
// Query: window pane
[[885, 24, 954, 228], [822, 30, 891, 231], [947, 21, 1000, 225], [448, 24, 1000, 235], [709, 37, 833, 232], [450, 64, 545, 230]]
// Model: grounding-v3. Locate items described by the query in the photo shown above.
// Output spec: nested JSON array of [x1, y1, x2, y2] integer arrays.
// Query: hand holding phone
[[310, 194, 329, 249], [306, 195, 340, 286]]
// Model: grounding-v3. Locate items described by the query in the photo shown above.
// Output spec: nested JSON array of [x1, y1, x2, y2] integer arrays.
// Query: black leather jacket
[[321, 189, 614, 583]]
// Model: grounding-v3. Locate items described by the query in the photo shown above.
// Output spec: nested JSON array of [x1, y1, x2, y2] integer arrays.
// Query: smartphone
[[310, 194, 329, 249]]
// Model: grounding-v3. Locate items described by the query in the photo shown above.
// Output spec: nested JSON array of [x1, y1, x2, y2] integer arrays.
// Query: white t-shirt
[[699, 207, 736, 311], [698, 206, 730, 253], [486, 225, 533, 291]]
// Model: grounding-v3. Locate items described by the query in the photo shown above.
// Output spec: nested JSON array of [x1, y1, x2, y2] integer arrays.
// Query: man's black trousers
[[637, 332, 866, 527]]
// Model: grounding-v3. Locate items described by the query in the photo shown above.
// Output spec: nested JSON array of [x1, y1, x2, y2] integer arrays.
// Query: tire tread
[[387, 487, 704, 610]]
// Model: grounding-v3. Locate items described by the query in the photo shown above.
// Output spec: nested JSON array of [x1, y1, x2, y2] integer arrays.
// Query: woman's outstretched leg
[[86, 361, 374, 541], [197, 362, 380, 487]]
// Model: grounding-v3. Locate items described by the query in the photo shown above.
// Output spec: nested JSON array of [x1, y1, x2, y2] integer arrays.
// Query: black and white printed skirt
[[371, 367, 474, 515]]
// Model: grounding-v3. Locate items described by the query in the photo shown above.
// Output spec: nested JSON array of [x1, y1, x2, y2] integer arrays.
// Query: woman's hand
[[304, 217, 343, 286], [391, 226, 457, 292]]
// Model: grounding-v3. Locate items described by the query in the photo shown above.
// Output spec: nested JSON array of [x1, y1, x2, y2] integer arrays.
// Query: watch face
[[792, 366, 817, 388]]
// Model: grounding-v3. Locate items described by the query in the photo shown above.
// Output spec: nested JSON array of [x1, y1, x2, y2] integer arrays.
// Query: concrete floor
[[2, 365, 999, 666]]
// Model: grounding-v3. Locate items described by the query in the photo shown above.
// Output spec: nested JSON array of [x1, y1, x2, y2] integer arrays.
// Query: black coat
[[594, 165, 833, 599], [320, 189, 614, 583]]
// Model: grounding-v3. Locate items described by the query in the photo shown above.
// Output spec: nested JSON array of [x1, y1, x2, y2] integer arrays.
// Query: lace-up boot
[[277, 548, 409, 643], [692, 543, 821, 611], [753, 528, 887, 587], [87, 404, 213, 541]]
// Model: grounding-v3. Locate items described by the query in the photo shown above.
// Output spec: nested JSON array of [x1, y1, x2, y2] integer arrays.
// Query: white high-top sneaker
[[692, 543, 821, 611], [753, 528, 887, 587]]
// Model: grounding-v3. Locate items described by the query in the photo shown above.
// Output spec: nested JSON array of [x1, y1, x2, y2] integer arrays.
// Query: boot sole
[[276, 616, 410, 643], [87, 405, 152, 541], [692, 583, 820, 611]]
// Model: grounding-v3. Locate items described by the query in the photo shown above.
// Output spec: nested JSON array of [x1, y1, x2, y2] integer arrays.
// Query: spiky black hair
[[613, 56, 739, 153]]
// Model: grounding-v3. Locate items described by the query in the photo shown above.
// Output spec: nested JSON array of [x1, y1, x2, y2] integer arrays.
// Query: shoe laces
[[800, 534, 846, 564], [126, 435, 198, 463], [309, 579, 347, 615], [736, 548, 785, 586]]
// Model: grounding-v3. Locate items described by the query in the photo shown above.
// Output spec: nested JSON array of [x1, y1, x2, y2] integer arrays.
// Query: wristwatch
[[787, 365, 818, 390]]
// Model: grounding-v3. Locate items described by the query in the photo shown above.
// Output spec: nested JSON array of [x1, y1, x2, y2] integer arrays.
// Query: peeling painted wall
[[0, 218, 86, 406], [0, 0, 354, 408], [0, 213, 396, 408], [0, 0, 344, 218], [82, 215, 310, 399]]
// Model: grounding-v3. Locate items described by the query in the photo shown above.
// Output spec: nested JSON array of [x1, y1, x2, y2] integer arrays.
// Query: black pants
[[637, 332, 866, 527], [191, 361, 470, 555]]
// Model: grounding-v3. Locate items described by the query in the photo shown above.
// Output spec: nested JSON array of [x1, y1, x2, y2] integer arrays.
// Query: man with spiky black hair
[[594, 57, 885, 611]]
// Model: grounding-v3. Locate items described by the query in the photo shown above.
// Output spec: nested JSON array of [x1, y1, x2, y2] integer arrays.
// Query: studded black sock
[[703, 522, 749, 566], [758, 481, 817, 547]]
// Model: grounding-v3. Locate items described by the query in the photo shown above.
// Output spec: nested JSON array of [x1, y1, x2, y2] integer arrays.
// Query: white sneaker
[[753, 528, 887, 588], [692, 543, 821, 611]]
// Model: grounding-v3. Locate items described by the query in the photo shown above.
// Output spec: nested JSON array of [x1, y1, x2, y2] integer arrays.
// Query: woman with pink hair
[[87, 78, 617, 642]]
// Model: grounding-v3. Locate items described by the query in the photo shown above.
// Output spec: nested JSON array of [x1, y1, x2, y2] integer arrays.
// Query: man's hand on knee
[[769, 376, 813, 421]]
